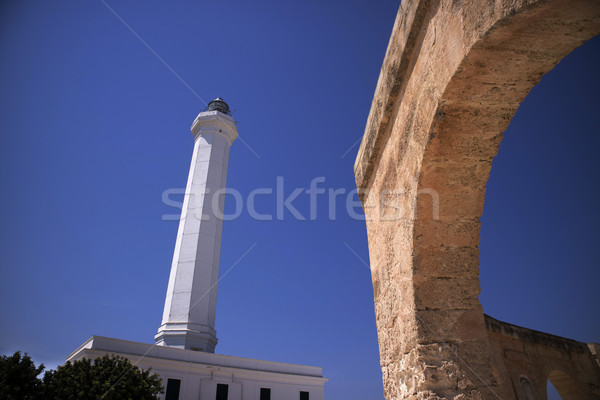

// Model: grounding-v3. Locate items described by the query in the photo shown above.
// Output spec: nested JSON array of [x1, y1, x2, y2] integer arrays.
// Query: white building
[[67, 336, 326, 400], [68, 99, 327, 400]]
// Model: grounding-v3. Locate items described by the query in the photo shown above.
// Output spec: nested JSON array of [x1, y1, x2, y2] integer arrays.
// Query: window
[[165, 379, 181, 400], [216, 383, 229, 400], [300, 391, 309, 400], [260, 388, 271, 400]]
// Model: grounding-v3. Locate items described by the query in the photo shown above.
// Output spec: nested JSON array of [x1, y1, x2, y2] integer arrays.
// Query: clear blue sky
[[0, 2, 597, 399]]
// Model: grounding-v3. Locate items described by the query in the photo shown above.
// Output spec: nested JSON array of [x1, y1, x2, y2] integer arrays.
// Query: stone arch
[[548, 370, 586, 400], [354, 0, 600, 399]]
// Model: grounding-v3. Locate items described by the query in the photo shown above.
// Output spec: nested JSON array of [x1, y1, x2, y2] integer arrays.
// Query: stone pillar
[[155, 99, 238, 353]]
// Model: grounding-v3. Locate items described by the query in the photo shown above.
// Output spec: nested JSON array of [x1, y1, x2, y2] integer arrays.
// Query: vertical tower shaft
[[155, 99, 237, 352]]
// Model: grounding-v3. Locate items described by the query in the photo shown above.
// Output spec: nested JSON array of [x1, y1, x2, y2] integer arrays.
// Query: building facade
[[68, 336, 326, 400]]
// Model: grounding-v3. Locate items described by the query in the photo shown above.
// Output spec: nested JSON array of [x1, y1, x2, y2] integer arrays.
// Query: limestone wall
[[354, 0, 600, 398], [485, 315, 600, 400]]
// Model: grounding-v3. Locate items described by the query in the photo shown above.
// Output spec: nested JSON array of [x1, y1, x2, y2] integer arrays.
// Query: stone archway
[[354, 0, 600, 399], [548, 370, 586, 400]]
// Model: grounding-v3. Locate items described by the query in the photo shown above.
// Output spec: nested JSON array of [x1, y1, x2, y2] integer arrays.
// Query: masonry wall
[[354, 0, 600, 398], [485, 315, 600, 400]]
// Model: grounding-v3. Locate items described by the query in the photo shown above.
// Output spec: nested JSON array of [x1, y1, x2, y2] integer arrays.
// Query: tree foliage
[[0, 352, 163, 400], [0, 351, 44, 400], [43, 354, 163, 400]]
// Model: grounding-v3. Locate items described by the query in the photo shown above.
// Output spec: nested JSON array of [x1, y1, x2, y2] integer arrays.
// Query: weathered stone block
[[355, 0, 600, 398]]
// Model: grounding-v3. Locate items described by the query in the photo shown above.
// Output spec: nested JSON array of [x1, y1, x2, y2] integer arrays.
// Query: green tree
[[42, 354, 163, 400], [0, 351, 45, 400]]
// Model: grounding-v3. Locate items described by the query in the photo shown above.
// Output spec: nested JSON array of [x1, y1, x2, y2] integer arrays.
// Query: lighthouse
[[68, 98, 327, 399], [154, 98, 237, 353]]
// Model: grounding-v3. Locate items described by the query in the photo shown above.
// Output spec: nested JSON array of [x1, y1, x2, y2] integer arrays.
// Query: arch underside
[[357, 0, 600, 398], [549, 369, 589, 400]]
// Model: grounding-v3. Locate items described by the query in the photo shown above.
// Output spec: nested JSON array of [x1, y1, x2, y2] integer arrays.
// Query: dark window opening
[[260, 387, 271, 400], [165, 379, 181, 400], [300, 391, 309, 400], [216, 383, 229, 400]]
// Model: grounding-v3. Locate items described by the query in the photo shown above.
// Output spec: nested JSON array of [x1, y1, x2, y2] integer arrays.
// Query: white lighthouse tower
[[67, 99, 327, 399], [154, 98, 237, 353]]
